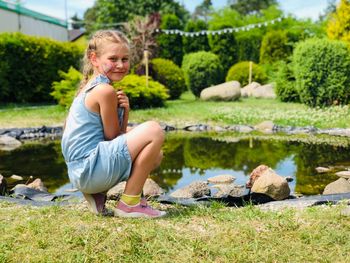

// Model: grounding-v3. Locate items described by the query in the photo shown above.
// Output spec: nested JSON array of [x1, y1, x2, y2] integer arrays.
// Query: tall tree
[[228, 0, 278, 15], [327, 0, 350, 45], [83, 0, 189, 35], [70, 13, 83, 29], [124, 13, 161, 65], [193, 0, 213, 23]]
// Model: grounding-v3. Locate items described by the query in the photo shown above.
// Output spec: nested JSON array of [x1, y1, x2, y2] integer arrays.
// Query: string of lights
[[155, 16, 284, 36]]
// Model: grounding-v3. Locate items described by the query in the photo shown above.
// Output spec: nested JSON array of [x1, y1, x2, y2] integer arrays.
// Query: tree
[[327, 0, 350, 45], [157, 14, 183, 66], [124, 13, 161, 65], [319, 0, 337, 21], [228, 0, 278, 15], [70, 13, 83, 29], [182, 19, 210, 54], [83, 0, 189, 35], [192, 0, 213, 23]]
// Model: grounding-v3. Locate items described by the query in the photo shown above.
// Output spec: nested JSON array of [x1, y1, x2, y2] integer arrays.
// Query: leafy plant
[[135, 58, 186, 100], [226, 61, 267, 87], [293, 38, 350, 107], [182, 51, 224, 97]]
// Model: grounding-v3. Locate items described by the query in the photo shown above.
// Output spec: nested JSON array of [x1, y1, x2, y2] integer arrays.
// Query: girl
[[61, 30, 166, 218]]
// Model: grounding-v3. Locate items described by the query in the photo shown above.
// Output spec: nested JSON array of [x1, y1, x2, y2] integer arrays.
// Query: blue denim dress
[[61, 74, 132, 194]]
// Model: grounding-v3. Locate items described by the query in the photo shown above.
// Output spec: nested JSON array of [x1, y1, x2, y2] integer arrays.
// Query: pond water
[[1, 132, 350, 196]]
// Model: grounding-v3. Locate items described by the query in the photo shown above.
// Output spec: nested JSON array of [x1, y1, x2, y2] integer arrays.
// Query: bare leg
[[124, 121, 164, 195]]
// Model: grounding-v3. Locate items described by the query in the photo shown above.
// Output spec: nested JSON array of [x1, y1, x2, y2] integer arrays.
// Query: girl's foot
[[83, 193, 107, 215], [114, 199, 166, 218]]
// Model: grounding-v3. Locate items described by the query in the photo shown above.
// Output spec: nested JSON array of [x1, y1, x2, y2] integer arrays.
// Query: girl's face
[[92, 41, 130, 82]]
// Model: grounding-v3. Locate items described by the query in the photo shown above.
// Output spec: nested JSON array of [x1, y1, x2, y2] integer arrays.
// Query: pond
[[1, 132, 350, 196]]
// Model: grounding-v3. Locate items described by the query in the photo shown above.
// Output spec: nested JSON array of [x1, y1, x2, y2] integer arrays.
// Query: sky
[[11, 0, 338, 22]]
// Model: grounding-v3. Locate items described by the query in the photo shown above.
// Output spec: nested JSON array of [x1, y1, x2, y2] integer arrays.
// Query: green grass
[[0, 201, 349, 262], [1, 92, 350, 129]]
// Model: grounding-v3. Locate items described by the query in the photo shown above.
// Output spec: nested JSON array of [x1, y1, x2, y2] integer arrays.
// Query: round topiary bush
[[117, 74, 169, 109], [226, 61, 267, 87], [293, 38, 350, 107], [51, 70, 169, 109], [182, 51, 224, 97], [134, 58, 186, 100]]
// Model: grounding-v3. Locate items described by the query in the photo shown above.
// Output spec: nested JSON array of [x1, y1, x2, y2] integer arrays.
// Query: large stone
[[212, 184, 244, 198], [254, 121, 275, 133], [251, 83, 276, 99], [143, 178, 164, 197], [0, 135, 22, 151], [170, 181, 210, 198], [107, 178, 164, 200], [241, 82, 260, 97], [323, 178, 350, 195], [207, 174, 236, 184], [315, 167, 332, 173], [335, 171, 350, 179], [107, 181, 126, 200], [200, 81, 241, 101], [251, 168, 291, 201], [246, 164, 269, 188], [27, 178, 48, 192]]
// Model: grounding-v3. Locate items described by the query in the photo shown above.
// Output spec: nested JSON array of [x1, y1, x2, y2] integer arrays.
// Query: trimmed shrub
[[51, 67, 81, 108], [182, 51, 224, 97], [182, 19, 210, 54], [117, 74, 169, 109], [274, 62, 299, 102], [51, 70, 169, 109], [226, 61, 267, 87], [0, 32, 82, 103], [157, 14, 183, 66], [135, 58, 186, 100], [260, 30, 292, 64], [208, 24, 237, 72], [293, 38, 350, 107]]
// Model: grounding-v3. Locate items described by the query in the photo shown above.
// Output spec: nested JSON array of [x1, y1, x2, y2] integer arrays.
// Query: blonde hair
[[78, 30, 130, 93]]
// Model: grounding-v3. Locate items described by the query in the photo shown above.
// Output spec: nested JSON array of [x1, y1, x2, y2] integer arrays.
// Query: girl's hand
[[116, 90, 130, 111]]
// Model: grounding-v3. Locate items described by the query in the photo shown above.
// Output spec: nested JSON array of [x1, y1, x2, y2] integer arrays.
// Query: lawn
[[1, 92, 350, 129], [1, 201, 350, 262]]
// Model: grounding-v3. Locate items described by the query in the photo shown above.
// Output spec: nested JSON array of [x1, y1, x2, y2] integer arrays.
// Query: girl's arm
[[116, 89, 129, 133], [96, 84, 122, 140]]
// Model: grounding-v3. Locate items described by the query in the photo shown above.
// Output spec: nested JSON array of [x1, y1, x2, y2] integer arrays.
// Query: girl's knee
[[145, 121, 165, 142]]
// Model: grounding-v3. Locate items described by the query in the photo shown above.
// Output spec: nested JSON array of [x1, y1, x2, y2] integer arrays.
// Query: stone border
[[1, 122, 350, 140]]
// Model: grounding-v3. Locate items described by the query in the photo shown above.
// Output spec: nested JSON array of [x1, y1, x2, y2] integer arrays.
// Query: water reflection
[[1, 133, 349, 196]]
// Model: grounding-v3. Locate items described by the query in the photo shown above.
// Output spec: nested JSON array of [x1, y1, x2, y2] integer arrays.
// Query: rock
[[27, 178, 48, 192], [207, 174, 236, 184], [64, 188, 79, 192], [143, 178, 164, 197], [107, 179, 164, 199], [335, 171, 350, 179], [241, 82, 260, 97], [285, 176, 294, 182], [10, 174, 24, 181], [252, 84, 276, 99], [246, 164, 270, 188], [170, 181, 210, 199], [323, 178, 350, 195], [212, 184, 244, 198], [0, 174, 8, 196], [251, 168, 291, 201], [0, 135, 22, 151], [107, 181, 126, 200], [200, 81, 241, 101], [340, 206, 350, 217], [315, 167, 332, 173], [254, 121, 275, 134]]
